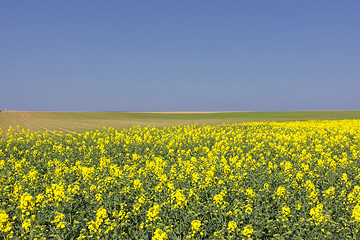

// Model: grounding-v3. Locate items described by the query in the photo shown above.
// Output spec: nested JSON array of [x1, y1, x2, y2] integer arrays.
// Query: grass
[[0, 110, 360, 133]]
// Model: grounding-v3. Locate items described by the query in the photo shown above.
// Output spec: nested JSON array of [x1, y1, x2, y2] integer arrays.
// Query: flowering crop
[[1, 120, 360, 239]]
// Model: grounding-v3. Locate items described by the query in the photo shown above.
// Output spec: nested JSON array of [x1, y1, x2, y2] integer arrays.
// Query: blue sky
[[1, 1, 359, 111]]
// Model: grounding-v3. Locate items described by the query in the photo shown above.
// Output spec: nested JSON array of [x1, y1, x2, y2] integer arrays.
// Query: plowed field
[[1, 111, 360, 134]]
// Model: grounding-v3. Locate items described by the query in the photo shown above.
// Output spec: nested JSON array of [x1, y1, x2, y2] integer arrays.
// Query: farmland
[[1, 112, 360, 239], [1, 111, 360, 133]]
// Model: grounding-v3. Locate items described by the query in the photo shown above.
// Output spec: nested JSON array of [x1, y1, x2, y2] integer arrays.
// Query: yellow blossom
[[242, 225, 253, 238], [22, 219, 31, 232], [276, 186, 286, 198], [147, 203, 161, 222], [352, 205, 360, 221], [0, 210, 11, 233], [191, 220, 201, 232], [152, 228, 168, 240], [227, 221, 237, 233], [282, 206, 291, 217]]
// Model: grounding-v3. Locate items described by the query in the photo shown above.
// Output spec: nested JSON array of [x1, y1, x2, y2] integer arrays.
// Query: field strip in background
[[0, 112, 85, 134], [21, 112, 44, 132], [28, 114, 96, 134], [25, 112, 94, 133], [1, 111, 360, 134], [20, 112, 184, 133], [10, 112, 62, 134]]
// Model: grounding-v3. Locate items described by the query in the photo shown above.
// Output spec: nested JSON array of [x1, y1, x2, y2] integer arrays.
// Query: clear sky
[[1, 1, 359, 112]]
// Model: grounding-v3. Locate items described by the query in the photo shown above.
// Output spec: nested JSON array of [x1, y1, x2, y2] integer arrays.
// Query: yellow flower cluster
[[0, 120, 360, 238], [0, 210, 11, 233], [147, 203, 161, 222], [242, 224, 254, 238], [152, 228, 168, 240], [227, 220, 237, 233]]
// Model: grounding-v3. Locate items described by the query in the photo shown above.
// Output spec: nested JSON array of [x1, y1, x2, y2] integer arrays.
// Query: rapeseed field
[[1, 120, 360, 239]]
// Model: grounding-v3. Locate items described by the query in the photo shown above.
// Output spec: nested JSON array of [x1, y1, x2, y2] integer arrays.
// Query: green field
[[1, 111, 360, 133]]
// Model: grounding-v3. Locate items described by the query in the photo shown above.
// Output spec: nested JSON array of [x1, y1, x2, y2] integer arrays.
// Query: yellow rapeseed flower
[[152, 228, 168, 240], [276, 186, 286, 199], [227, 221, 237, 233], [0, 210, 11, 233], [22, 219, 31, 232], [242, 225, 253, 238], [191, 220, 201, 232], [352, 205, 360, 221], [282, 206, 291, 217], [147, 203, 161, 222]]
